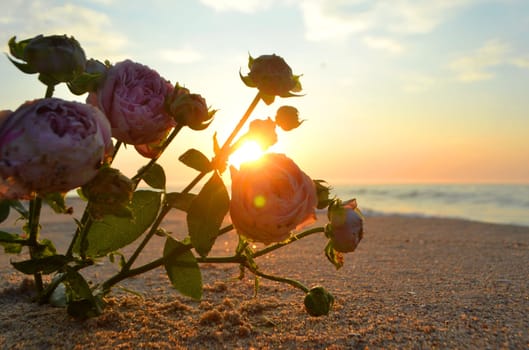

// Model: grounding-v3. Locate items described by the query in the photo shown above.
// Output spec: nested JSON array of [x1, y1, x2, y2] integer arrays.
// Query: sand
[[1, 199, 528, 349]]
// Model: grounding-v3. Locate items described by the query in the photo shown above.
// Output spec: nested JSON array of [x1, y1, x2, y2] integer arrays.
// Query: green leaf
[[76, 190, 161, 257], [187, 172, 229, 257], [165, 192, 196, 212], [324, 241, 344, 270], [7, 200, 28, 219], [141, 163, 166, 190], [179, 149, 212, 173], [63, 268, 104, 319], [43, 192, 73, 214], [0, 231, 22, 254], [11, 255, 71, 275], [0, 201, 9, 223], [163, 237, 202, 300]]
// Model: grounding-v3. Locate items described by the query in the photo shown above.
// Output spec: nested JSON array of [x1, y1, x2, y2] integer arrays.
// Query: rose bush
[[230, 153, 317, 244], [87, 59, 175, 145], [0, 98, 112, 199]]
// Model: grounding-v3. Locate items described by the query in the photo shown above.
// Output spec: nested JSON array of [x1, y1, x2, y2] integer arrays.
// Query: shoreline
[[1, 204, 528, 349]]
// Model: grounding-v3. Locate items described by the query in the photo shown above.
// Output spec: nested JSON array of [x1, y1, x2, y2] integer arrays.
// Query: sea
[[331, 183, 529, 227]]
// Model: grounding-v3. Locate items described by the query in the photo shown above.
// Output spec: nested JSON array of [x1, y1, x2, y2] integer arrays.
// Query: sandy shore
[[1, 199, 528, 349]]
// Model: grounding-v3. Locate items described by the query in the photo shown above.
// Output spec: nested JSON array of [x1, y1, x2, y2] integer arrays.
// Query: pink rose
[[0, 98, 112, 198], [329, 199, 364, 253], [87, 59, 175, 145], [230, 153, 317, 244]]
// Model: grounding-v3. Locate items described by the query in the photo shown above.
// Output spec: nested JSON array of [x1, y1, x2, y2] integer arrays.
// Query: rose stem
[[28, 197, 43, 292], [131, 124, 184, 187], [28, 83, 56, 292], [181, 91, 262, 194], [252, 226, 325, 258]]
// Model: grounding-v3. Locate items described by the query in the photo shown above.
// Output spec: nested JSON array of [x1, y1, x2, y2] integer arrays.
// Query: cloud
[[362, 35, 404, 54], [0, 1, 129, 62], [401, 73, 435, 93], [449, 40, 510, 82], [159, 48, 203, 64], [298, 0, 476, 42], [511, 56, 529, 68], [199, 0, 277, 13]]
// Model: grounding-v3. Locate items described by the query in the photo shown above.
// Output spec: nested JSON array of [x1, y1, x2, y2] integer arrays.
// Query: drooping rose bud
[[240, 54, 302, 104], [328, 199, 364, 253], [275, 105, 304, 131], [0, 98, 113, 199], [304, 286, 335, 317], [87, 59, 175, 145], [230, 153, 317, 244], [81, 167, 133, 219], [167, 84, 215, 130], [8, 35, 86, 85]]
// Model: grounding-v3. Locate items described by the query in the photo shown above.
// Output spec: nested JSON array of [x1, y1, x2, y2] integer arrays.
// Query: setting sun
[[229, 140, 265, 168]]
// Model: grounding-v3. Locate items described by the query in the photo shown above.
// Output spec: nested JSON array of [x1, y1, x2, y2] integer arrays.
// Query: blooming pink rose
[[87, 59, 175, 145], [329, 199, 364, 253], [0, 98, 112, 198], [230, 153, 317, 244]]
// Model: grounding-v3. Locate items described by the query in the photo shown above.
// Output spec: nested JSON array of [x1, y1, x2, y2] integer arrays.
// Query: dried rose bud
[[81, 167, 133, 219], [8, 35, 86, 85], [304, 286, 334, 317]]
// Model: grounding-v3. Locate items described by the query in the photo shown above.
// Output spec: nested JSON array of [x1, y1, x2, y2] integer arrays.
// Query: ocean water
[[332, 184, 529, 227]]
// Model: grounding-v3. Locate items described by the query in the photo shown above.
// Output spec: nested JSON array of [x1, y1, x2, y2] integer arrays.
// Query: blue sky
[[1, 0, 528, 184]]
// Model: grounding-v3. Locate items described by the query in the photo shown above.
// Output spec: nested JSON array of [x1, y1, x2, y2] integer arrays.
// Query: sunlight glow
[[228, 140, 265, 168]]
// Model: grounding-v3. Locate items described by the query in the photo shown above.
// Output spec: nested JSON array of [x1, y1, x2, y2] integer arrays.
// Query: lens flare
[[229, 140, 265, 168]]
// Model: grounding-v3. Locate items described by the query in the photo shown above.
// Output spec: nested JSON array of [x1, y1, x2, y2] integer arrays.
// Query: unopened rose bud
[[240, 54, 302, 104], [81, 167, 134, 219], [275, 105, 304, 131], [8, 35, 86, 85], [134, 128, 171, 159], [167, 84, 215, 130], [304, 286, 334, 317]]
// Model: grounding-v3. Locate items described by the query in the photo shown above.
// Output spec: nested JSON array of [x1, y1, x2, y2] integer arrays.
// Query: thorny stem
[[181, 92, 262, 194], [253, 226, 325, 258]]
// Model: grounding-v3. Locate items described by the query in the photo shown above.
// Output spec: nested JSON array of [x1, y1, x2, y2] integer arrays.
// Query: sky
[[1, 0, 528, 186]]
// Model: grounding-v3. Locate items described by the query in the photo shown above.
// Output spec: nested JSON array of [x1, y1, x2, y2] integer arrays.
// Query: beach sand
[[1, 199, 528, 349]]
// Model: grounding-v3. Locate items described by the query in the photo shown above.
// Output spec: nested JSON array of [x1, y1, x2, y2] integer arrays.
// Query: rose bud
[[0, 98, 112, 198], [240, 54, 302, 104], [328, 199, 364, 253], [87, 59, 175, 145], [304, 286, 335, 317], [246, 117, 277, 150], [8, 35, 86, 85], [81, 167, 133, 219], [167, 84, 215, 130], [275, 105, 304, 131], [230, 153, 317, 244]]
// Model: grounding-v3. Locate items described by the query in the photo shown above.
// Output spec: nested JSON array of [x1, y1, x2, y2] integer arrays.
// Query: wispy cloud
[[511, 56, 529, 68], [1, 1, 129, 62], [159, 48, 203, 64], [297, 0, 476, 54], [449, 40, 510, 82]]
